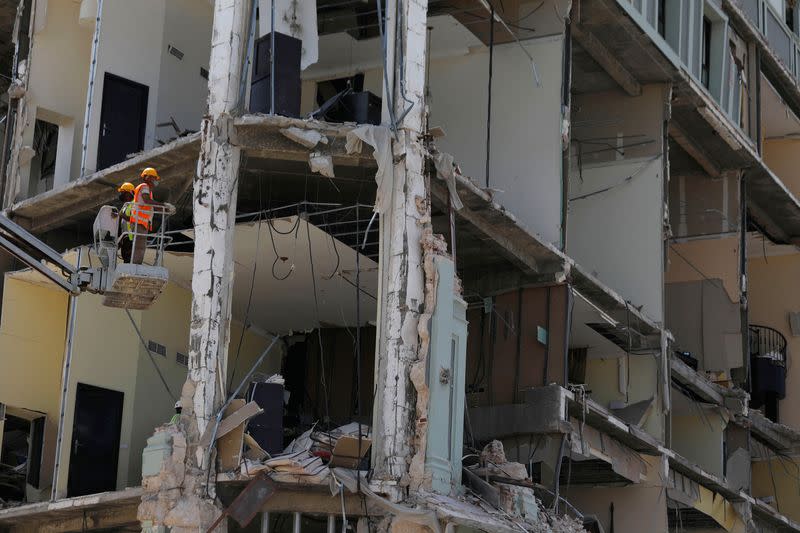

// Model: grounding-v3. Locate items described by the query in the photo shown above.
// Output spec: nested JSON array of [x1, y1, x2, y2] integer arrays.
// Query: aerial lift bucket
[[92, 204, 172, 310]]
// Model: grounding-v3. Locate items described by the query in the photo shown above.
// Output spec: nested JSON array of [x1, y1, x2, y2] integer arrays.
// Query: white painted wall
[[302, 16, 565, 246], [428, 34, 565, 246], [83, 0, 167, 175], [17, 0, 93, 199], [155, 0, 213, 143], [567, 85, 667, 322]]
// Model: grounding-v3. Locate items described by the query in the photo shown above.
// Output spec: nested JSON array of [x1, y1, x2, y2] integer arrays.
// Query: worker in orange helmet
[[130, 167, 172, 264]]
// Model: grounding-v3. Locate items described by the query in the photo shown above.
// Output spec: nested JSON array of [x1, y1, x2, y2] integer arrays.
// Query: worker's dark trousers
[[120, 237, 132, 263], [132, 224, 149, 264]]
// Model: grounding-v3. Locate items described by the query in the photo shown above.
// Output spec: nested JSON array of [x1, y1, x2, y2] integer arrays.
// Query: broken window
[[0, 405, 46, 503], [31, 118, 58, 190], [701, 16, 712, 88]]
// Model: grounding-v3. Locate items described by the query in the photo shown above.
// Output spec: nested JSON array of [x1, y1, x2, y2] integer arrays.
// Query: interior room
[[0, 211, 380, 502]]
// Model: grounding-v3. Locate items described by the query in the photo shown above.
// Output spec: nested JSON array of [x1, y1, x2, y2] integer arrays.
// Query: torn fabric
[[345, 125, 393, 213], [433, 152, 463, 210]]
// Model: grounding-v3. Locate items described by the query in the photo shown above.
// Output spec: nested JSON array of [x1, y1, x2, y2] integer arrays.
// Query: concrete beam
[[669, 354, 725, 405], [234, 115, 378, 168], [26, 505, 138, 533], [572, 24, 642, 97], [668, 121, 721, 178]]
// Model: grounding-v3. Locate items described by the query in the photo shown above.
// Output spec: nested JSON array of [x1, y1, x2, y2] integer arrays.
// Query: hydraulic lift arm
[[0, 214, 86, 294]]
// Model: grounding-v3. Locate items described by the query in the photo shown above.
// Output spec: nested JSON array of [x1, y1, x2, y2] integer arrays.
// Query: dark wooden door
[[67, 383, 124, 497], [97, 72, 148, 170]]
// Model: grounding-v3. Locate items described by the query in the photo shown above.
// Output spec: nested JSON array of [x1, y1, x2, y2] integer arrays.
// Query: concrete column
[[370, 0, 429, 501], [138, 1, 251, 531], [187, 0, 251, 465]]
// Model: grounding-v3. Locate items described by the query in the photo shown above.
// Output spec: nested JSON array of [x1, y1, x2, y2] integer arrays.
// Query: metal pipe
[[485, 6, 494, 189], [270, 0, 275, 115], [51, 247, 83, 501], [261, 512, 270, 533], [79, 0, 104, 178], [293, 512, 302, 533], [327, 514, 336, 533]]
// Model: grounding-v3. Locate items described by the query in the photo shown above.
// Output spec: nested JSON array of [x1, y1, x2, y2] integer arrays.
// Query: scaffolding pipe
[[79, 0, 104, 178], [51, 248, 83, 501]]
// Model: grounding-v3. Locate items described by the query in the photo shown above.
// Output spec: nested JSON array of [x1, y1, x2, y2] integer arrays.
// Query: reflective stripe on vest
[[123, 205, 134, 241], [132, 183, 153, 230]]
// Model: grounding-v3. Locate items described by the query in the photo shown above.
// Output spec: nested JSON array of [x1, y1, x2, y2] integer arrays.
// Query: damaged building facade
[[3, 0, 800, 531]]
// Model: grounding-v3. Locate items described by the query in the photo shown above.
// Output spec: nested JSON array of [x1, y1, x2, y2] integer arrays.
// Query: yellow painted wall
[[54, 292, 143, 498], [564, 486, 668, 533], [0, 276, 68, 497], [748, 252, 800, 430], [0, 272, 283, 500], [671, 411, 727, 478], [665, 237, 740, 303], [128, 282, 281, 485], [752, 456, 800, 523], [585, 356, 664, 441], [764, 139, 800, 199]]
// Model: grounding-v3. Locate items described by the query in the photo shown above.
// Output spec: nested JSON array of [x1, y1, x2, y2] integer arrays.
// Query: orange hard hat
[[117, 182, 135, 193], [140, 167, 160, 180]]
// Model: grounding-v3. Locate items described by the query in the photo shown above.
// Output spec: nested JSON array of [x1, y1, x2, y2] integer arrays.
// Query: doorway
[[97, 73, 148, 170], [67, 383, 124, 497]]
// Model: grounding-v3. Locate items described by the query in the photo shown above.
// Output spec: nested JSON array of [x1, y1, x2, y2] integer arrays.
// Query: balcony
[[749, 324, 787, 421], [737, 0, 800, 81]]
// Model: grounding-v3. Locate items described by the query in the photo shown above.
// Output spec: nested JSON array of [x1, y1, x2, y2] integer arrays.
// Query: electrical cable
[[569, 154, 661, 202], [124, 309, 177, 401], [228, 204, 264, 390], [269, 216, 299, 280], [375, 0, 398, 133], [306, 218, 332, 424]]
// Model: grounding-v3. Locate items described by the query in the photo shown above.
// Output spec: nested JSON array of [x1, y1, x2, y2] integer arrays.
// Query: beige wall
[[748, 252, 800, 430], [564, 485, 667, 533], [764, 139, 800, 199], [752, 456, 800, 523], [19, 0, 93, 197], [54, 291, 143, 497], [568, 85, 668, 322], [665, 237, 740, 303], [0, 276, 68, 497], [128, 282, 280, 484], [0, 273, 282, 499], [585, 356, 664, 441], [671, 410, 727, 478]]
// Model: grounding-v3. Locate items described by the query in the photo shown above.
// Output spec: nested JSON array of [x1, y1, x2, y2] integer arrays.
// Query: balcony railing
[[749, 324, 787, 422], [749, 324, 787, 366], [739, 0, 800, 78]]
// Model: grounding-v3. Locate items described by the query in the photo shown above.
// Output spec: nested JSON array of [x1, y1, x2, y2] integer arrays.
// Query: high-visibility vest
[[122, 203, 134, 241], [131, 183, 154, 230]]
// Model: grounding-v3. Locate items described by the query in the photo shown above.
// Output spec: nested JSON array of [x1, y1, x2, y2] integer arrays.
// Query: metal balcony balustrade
[[750, 323, 788, 366], [749, 323, 787, 422]]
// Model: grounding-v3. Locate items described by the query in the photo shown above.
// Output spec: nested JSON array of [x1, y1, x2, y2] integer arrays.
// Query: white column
[[371, 0, 430, 500]]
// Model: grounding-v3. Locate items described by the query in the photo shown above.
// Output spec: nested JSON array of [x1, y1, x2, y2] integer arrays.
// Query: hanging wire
[[306, 218, 332, 424], [124, 309, 177, 401]]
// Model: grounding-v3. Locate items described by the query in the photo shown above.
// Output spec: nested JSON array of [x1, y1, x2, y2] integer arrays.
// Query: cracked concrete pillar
[[138, 1, 251, 531], [188, 0, 250, 479], [370, 0, 430, 501]]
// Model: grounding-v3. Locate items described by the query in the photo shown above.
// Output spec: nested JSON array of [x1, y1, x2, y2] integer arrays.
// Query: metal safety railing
[[749, 324, 788, 366], [113, 202, 173, 268]]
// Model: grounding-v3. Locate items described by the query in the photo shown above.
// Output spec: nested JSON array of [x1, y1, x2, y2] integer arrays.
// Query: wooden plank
[[199, 401, 263, 447], [217, 400, 247, 472]]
